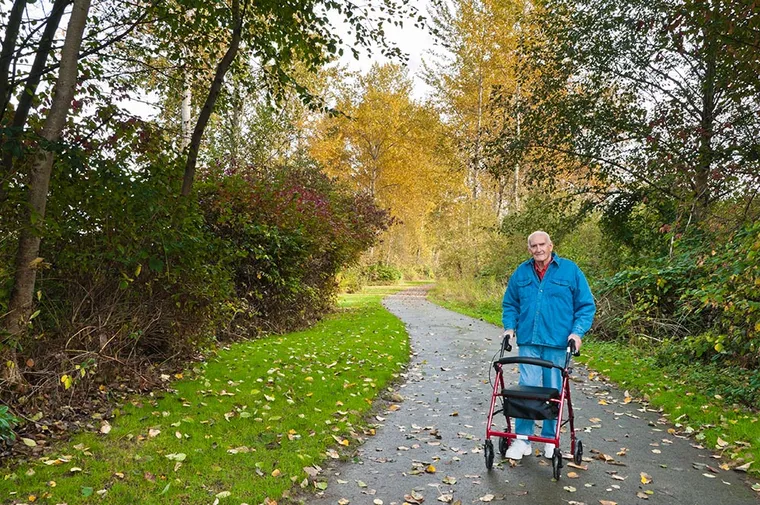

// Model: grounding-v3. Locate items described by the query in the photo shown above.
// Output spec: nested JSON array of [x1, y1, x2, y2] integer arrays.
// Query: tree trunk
[[694, 31, 717, 224], [181, 77, 192, 150], [0, 0, 26, 115], [1, 0, 71, 199], [181, 0, 243, 196], [2, 0, 91, 386]]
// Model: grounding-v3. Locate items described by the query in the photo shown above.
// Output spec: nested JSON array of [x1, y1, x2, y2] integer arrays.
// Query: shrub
[[681, 222, 760, 365], [593, 222, 760, 367], [362, 263, 403, 283], [38, 151, 233, 362], [0, 405, 19, 443], [199, 165, 391, 334]]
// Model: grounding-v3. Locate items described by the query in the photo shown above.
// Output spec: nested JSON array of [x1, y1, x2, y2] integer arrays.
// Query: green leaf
[[81, 487, 94, 497], [149, 257, 164, 273]]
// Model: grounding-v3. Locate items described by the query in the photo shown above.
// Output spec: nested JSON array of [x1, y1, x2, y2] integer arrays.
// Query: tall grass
[[428, 277, 505, 325]]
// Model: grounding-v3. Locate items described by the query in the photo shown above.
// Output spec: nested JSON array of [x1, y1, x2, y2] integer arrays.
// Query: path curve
[[309, 286, 758, 504]]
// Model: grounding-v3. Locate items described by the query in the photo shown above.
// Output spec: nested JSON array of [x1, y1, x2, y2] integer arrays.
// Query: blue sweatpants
[[514, 344, 565, 438]]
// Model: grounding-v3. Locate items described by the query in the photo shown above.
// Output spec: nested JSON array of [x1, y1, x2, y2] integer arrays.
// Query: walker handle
[[495, 356, 559, 369]]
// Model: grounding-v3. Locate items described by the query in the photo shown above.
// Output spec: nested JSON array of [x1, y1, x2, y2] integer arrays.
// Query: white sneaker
[[504, 440, 532, 460], [544, 443, 556, 459]]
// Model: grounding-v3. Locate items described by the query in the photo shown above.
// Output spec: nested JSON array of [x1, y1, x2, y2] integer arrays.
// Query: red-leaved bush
[[199, 164, 391, 335]]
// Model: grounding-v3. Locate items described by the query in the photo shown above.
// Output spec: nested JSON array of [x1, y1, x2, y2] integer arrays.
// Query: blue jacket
[[502, 252, 596, 348]]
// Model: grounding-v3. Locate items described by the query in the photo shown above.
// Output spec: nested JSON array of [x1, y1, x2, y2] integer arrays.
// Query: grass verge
[[1, 285, 410, 504], [427, 284, 760, 480]]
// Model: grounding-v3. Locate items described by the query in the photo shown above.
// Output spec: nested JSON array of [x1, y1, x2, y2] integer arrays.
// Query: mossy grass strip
[[427, 287, 760, 478], [1, 285, 410, 504]]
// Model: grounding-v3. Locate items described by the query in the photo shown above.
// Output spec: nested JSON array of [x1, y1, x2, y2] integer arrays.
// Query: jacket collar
[[529, 251, 561, 267]]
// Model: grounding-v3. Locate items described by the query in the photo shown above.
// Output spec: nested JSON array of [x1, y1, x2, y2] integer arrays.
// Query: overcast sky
[[335, 0, 438, 100]]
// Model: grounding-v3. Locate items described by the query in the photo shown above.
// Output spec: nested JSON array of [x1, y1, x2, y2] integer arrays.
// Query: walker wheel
[[552, 447, 562, 480], [498, 436, 508, 457], [484, 440, 495, 470], [573, 440, 583, 465]]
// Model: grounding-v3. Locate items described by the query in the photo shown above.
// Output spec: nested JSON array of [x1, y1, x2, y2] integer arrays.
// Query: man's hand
[[568, 333, 582, 351], [501, 329, 514, 352]]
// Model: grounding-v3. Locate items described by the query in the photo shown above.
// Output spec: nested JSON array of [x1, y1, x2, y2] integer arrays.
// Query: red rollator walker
[[484, 334, 583, 479]]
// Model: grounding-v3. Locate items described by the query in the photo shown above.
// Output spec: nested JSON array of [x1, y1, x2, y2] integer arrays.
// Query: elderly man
[[501, 230, 596, 460]]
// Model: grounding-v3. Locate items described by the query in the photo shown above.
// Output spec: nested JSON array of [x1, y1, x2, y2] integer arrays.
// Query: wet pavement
[[308, 286, 759, 504]]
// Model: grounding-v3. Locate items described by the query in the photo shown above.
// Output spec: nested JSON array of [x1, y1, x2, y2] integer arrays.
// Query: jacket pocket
[[548, 278, 571, 298]]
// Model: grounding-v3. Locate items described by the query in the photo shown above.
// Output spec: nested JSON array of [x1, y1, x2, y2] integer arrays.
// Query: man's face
[[528, 234, 553, 264]]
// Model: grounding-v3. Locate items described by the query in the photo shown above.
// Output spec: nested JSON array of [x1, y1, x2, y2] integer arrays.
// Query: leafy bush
[[199, 165, 391, 334], [681, 222, 760, 364], [593, 222, 760, 367], [592, 251, 701, 343], [37, 144, 233, 363], [0, 405, 19, 443], [362, 263, 403, 283]]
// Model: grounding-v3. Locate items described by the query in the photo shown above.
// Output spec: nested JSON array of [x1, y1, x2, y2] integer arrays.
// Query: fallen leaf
[[21, 438, 37, 447], [563, 486, 577, 492], [442, 476, 456, 485], [636, 492, 649, 500], [734, 462, 752, 472], [404, 490, 425, 504], [479, 494, 494, 502], [567, 472, 579, 479], [148, 429, 161, 438], [338, 500, 350, 505], [640, 472, 652, 484], [426, 464, 436, 473], [437, 495, 453, 503], [100, 422, 112, 434], [599, 501, 618, 505], [567, 463, 588, 470]]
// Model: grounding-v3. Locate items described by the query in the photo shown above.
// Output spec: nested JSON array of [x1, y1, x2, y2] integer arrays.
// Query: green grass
[[0, 285, 411, 504], [427, 284, 760, 479]]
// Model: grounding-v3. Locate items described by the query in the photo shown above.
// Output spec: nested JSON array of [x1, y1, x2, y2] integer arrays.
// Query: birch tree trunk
[[181, 77, 192, 150], [2, 0, 91, 386]]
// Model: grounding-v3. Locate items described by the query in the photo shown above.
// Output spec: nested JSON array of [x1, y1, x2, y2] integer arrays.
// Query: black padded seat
[[502, 385, 560, 401]]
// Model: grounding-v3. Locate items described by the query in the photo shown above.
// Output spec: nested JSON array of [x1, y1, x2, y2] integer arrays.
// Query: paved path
[[309, 287, 759, 504]]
